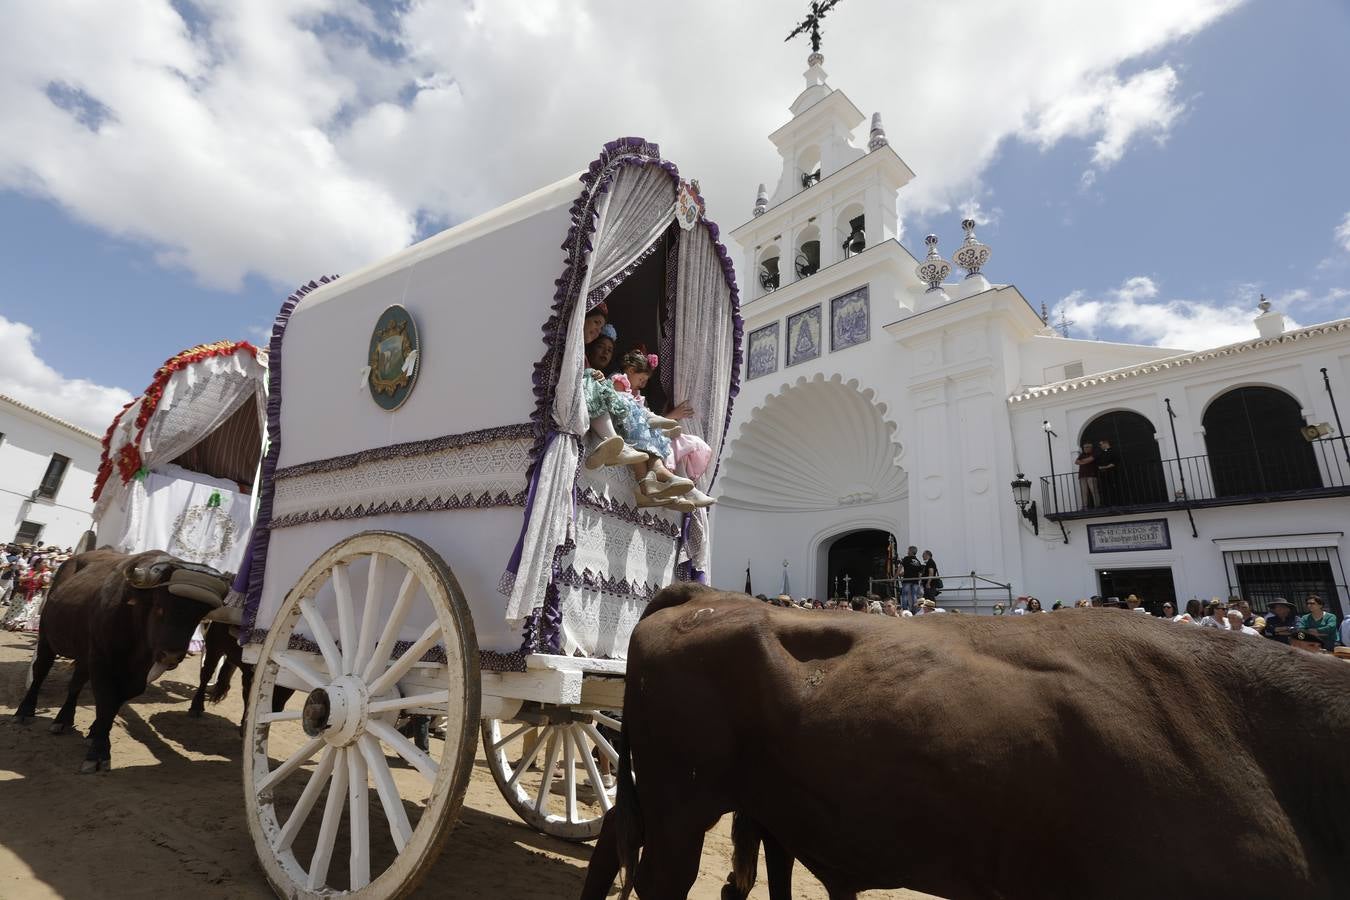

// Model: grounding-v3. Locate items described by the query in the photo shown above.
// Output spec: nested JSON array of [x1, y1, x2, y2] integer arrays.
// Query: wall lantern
[[1011, 472, 1039, 535]]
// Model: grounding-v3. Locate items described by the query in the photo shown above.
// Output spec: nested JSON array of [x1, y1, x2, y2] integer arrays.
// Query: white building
[[0, 395, 100, 548], [711, 53, 1350, 621]]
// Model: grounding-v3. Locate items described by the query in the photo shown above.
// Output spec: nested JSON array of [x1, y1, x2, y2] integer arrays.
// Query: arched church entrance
[[826, 529, 896, 600], [715, 373, 908, 601]]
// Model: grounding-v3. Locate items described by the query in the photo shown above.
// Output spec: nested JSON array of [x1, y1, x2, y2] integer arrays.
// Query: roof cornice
[[1006, 318, 1350, 404], [0, 394, 102, 443]]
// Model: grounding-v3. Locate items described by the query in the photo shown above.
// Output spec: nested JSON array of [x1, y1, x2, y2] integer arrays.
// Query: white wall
[[1006, 331, 1350, 610], [0, 401, 100, 549]]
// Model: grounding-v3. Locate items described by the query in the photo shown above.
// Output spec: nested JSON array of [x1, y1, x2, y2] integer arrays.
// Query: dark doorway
[[828, 529, 894, 600], [600, 227, 674, 416], [1097, 567, 1176, 616], [1081, 410, 1166, 505], [1202, 387, 1320, 496]]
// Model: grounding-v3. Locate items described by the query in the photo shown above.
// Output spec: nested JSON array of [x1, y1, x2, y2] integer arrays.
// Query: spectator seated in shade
[[1262, 598, 1299, 643], [1199, 599, 1229, 629], [1125, 594, 1149, 614], [1226, 609, 1260, 636], [1296, 595, 1338, 651]]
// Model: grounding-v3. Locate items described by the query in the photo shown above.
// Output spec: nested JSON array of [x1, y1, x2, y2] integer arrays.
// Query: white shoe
[[682, 487, 715, 508], [586, 436, 624, 469], [614, 444, 648, 466], [640, 472, 694, 499], [635, 491, 673, 508], [647, 415, 679, 430]]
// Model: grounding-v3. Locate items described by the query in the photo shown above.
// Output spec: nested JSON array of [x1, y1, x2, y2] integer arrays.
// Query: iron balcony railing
[[1040, 437, 1350, 519]]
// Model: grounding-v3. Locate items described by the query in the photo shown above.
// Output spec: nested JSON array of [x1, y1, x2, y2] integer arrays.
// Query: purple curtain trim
[[501, 431, 561, 587], [660, 229, 679, 401], [274, 422, 534, 481], [539, 583, 563, 654], [480, 650, 529, 673], [241, 275, 339, 635], [231, 543, 253, 594], [269, 489, 527, 530]]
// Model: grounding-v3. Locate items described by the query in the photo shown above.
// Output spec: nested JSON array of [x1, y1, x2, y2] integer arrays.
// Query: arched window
[[794, 224, 820, 279], [798, 146, 822, 190], [1202, 386, 1320, 496], [1080, 410, 1165, 505], [756, 245, 780, 295], [836, 202, 866, 258]]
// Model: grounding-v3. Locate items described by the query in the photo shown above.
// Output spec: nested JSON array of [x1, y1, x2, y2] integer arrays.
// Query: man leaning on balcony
[[1076, 442, 1101, 509]]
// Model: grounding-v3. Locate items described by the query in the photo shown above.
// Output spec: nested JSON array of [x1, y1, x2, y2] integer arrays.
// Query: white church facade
[[710, 53, 1350, 621]]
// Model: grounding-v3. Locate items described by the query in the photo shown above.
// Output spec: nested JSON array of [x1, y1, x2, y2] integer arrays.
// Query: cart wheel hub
[[302, 675, 369, 746], [301, 688, 331, 737]]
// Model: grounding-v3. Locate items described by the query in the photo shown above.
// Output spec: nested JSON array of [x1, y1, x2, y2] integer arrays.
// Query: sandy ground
[[0, 627, 931, 900]]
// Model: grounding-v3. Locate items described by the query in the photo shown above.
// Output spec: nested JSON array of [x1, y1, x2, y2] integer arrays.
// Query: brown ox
[[582, 584, 1350, 900], [15, 549, 235, 772]]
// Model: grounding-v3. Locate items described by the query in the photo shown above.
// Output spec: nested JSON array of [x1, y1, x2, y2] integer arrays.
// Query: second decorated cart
[[238, 137, 742, 898]]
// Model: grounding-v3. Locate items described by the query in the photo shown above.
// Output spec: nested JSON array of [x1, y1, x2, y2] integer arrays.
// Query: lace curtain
[[672, 224, 737, 577], [507, 163, 679, 625]]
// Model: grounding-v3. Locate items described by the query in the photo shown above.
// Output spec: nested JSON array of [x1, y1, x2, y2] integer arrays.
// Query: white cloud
[[1056, 276, 1294, 349], [0, 0, 1244, 289], [1336, 212, 1350, 253], [0, 315, 133, 433]]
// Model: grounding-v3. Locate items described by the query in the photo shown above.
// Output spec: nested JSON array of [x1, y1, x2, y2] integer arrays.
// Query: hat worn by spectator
[[1268, 598, 1295, 609], [920, 598, 937, 610]]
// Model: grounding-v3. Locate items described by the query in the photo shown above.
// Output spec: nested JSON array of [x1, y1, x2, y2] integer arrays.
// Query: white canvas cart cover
[[240, 138, 742, 665], [91, 341, 266, 574]]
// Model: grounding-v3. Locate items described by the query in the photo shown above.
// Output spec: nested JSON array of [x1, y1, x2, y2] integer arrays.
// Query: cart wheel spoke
[[361, 569, 418, 683], [367, 718, 439, 786], [572, 726, 612, 813], [307, 747, 349, 890], [506, 726, 549, 790], [581, 721, 619, 767], [369, 620, 442, 698], [359, 734, 413, 852], [592, 711, 622, 732], [353, 553, 386, 675], [298, 596, 343, 678], [276, 650, 327, 692], [347, 744, 370, 890], [367, 690, 451, 715], [490, 721, 535, 753], [257, 734, 326, 794], [563, 730, 578, 824], [275, 746, 337, 852], [332, 563, 357, 674], [259, 709, 303, 725], [535, 729, 562, 814]]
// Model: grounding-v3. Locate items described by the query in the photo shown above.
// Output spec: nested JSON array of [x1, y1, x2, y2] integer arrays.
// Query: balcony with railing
[[1040, 437, 1350, 520]]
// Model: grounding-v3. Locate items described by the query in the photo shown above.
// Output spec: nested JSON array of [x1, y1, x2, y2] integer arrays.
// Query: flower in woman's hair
[[600, 323, 617, 340], [611, 373, 632, 393], [646, 353, 659, 370]]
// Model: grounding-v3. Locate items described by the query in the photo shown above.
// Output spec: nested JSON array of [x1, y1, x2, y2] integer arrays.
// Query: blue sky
[[0, 0, 1347, 431]]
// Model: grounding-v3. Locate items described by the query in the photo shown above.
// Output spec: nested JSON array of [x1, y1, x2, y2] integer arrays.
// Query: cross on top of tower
[[785, 0, 845, 55]]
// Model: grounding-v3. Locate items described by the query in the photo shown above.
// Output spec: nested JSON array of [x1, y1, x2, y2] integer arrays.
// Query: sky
[[0, 0, 1348, 432]]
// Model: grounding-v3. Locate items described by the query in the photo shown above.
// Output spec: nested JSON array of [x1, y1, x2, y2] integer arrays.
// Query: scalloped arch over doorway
[[718, 373, 907, 511]]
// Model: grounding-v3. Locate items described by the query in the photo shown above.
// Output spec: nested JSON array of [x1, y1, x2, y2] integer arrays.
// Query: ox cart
[[92, 339, 268, 627], [237, 138, 742, 898]]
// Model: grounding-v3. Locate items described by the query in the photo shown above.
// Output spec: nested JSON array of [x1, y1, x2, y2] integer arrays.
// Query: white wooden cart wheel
[[481, 709, 621, 842], [243, 531, 480, 899]]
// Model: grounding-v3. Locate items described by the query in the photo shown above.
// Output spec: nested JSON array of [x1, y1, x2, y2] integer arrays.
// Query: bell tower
[[733, 52, 916, 300]]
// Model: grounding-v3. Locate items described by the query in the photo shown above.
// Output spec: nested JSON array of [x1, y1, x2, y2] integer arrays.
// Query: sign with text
[[1087, 519, 1171, 553]]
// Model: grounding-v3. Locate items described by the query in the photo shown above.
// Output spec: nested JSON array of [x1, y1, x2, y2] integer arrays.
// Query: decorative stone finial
[[753, 183, 768, 217], [807, 51, 824, 68], [915, 235, 952, 293], [953, 218, 991, 279], [1258, 293, 1271, 313], [868, 112, 888, 151], [1041, 302, 1049, 324]]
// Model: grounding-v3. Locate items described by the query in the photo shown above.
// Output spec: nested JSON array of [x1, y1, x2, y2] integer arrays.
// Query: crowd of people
[[752, 585, 1347, 653], [0, 543, 73, 633]]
